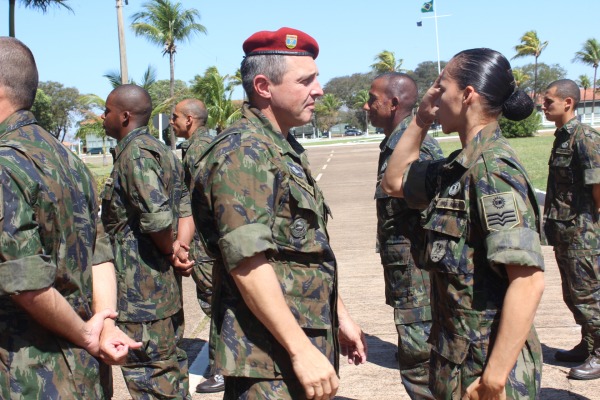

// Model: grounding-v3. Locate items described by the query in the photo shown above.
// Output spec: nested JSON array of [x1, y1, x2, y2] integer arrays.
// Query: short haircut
[[547, 79, 581, 105], [180, 98, 208, 125], [0, 37, 38, 110], [375, 72, 418, 110], [240, 54, 287, 101], [110, 84, 153, 124]]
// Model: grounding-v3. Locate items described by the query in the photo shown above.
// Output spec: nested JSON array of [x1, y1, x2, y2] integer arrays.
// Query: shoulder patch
[[481, 192, 519, 231]]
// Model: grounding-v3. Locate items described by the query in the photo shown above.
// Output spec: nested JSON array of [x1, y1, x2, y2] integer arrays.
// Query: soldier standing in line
[[382, 48, 545, 399], [364, 72, 442, 399], [170, 98, 224, 394], [100, 84, 195, 399], [542, 79, 600, 380], [0, 37, 141, 398], [192, 27, 367, 399]]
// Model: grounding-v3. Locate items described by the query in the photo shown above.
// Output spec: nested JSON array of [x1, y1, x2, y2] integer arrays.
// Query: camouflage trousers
[[192, 259, 213, 317], [0, 316, 108, 399], [394, 312, 434, 400], [118, 310, 190, 399], [429, 327, 542, 399], [555, 248, 600, 348], [224, 376, 306, 400]]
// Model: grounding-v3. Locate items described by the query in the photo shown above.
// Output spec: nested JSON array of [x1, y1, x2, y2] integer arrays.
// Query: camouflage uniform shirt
[[192, 103, 338, 378], [376, 116, 443, 319], [101, 127, 190, 322], [544, 117, 600, 249], [403, 122, 544, 398], [0, 111, 112, 398]]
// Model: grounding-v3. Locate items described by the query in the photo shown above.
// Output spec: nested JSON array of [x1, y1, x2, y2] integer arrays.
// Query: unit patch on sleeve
[[481, 192, 520, 231]]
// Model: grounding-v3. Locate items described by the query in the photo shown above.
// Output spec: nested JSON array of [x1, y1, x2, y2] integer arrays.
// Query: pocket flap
[[433, 331, 470, 364]]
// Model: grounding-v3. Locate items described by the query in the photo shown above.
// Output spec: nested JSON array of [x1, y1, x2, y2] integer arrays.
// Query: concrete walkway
[[111, 141, 594, 399]]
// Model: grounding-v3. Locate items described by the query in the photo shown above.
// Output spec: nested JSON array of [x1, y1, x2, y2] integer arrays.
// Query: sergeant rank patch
[[481, 192, 519, 231]]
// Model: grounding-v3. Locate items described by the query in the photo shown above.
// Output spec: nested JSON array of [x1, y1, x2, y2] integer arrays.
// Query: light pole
[[116, 0, 129, 84]]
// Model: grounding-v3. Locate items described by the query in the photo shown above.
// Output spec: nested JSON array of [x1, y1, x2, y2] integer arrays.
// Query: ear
[[564, 96, 574, 112], [254, 74, 272, 100], [462, 86, 476, 105], [185, 115, 194, 128], [390, 97, 399, 110], [122, 110, 130, 126]]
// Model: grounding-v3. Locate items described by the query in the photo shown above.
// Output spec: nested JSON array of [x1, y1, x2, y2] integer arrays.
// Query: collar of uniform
[[556, 116, 579, 137], [0, 110, 37, 139], [113, 126, 148, 160], [381, 115, 412, 152], [242, 102, 304, 158], [449, 121, 501, 171]]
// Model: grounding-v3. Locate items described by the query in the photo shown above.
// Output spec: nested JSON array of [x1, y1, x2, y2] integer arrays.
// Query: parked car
[[87, 147, 103, 155], [344, 129, 362, 136]]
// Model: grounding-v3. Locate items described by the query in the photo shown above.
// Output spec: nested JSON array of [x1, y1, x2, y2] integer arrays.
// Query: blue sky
[[3, 0, 599, 104]]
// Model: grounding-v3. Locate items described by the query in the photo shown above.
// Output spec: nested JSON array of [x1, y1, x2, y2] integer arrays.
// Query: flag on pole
[[421, 0, 434, 13], [417, 21, 423, 27]]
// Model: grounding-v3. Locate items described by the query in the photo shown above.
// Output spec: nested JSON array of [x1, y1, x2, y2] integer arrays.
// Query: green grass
[[438, 135, 554, 190]]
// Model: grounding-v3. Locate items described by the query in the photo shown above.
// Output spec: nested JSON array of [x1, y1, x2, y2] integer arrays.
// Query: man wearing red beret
[[191, 27, 367, 399]]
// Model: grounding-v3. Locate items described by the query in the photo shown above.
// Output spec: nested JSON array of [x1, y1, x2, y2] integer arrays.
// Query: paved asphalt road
[[107, 140, 594, 399]]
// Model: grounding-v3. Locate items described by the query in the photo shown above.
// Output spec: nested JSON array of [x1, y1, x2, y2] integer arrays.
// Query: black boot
[[555, 339, 592, 362], [196, 374, 225, 393], [568, 349, 600, 380]]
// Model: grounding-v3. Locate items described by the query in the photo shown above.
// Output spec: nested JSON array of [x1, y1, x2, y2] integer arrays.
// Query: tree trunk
[[169, 51, 176, 150], [533, 56, 538, 101], [116, 0, 128, 84], [592, 66, 597, 120], [9, 0, 16, 37]]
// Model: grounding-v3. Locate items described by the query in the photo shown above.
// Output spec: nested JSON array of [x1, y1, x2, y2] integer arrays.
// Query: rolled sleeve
[[93, 232, 114, 265], [486, 227, 544, 270], [219, 223, 277, 272], [139, 210, 173, 233], [0, 255, 55, 296], [584, 167, 600, 185]]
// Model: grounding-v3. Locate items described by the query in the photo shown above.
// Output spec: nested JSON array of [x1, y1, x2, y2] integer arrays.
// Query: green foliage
[[190, 66, 241, 133], [37, 81, 85, 141], [573, 38, 600, 114], [323, 72, 375, 107], [314, 93, 342, 132], [371, 50, 404, 74], [518, 63, 566, 95], [499, 111, 542, 138], [147, 79, 191, 110], [31, 89, 54, 132], [409, 61, 448, 101]]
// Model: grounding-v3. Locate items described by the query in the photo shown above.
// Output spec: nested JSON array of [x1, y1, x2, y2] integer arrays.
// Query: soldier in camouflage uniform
[[0, 37, 140, 399], [541, 79, 600, 379], [171, 98, 224, 393], [382, 48, 545, 399], [363, 72, 442, 399], [100, 84, 195, 399], [191, 28, 367, 400]]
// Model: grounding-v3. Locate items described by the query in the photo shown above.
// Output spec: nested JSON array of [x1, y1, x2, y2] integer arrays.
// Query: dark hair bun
[[502, 89, 534, 121]]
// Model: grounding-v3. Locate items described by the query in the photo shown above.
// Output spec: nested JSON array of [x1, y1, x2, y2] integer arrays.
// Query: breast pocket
[[423, 204, 470, 275], [548, 149, 578, 221]]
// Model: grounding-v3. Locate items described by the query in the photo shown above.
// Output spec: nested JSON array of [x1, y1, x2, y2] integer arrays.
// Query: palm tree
[[371, 50, 404, 74], [512, 68, 530, 89], [103, 65, 158, 90], [131, 0, 207, 148], [573, 38, 600, 120], [191, 66, 241, 133], [577, 75, 592, 117], [315, 94, 342, 135], [353, 89, 370, 134], [512, 30, 548, 99], [8, 0, 72, 37]]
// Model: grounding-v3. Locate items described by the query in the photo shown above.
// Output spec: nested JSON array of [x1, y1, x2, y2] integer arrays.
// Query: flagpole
[[434, 3, 441, 73]]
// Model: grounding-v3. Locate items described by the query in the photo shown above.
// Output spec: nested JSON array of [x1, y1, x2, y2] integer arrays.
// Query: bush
[[499, 111, 542, 138]]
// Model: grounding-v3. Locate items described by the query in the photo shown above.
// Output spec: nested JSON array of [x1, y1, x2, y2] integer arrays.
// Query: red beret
[[243, 27, 319, 59]]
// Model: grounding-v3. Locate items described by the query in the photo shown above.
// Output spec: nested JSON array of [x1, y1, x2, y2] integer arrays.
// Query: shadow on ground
[[364, 333, 398, 370], [540, 388, 591, 399], [181, 338, 207, 364], [541, 343, 584, 368]]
